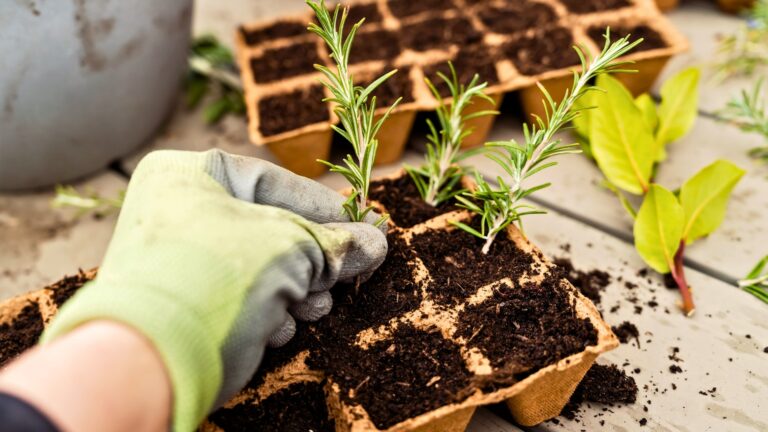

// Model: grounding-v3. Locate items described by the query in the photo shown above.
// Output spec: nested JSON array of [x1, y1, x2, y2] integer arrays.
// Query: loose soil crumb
[[612, 321, 640, 346], [554, 257, 611, 304], [669, 365, 683, 374], [369, 174, 457, 227], [456, 271, 598, 373], [0, 303, 44, 368], [46, 270, 91, 307], [560, 363, 638, 420], [209, 381, 335, 432], [411, 222, 536, 305]]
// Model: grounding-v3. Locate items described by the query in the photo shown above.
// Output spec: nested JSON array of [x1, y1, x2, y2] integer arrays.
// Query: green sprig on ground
[[186, 35, 245, 124], [719, 79, 768, 165]]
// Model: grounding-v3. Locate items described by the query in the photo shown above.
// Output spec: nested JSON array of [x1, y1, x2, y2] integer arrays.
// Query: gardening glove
[[40, 149, 387, 432]]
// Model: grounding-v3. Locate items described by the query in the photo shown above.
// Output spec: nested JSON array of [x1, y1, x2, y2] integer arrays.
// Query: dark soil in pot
[[388, 0, 456, 18], [503, 26, 582, 75], [369, 173, 458, 228], [258, 84, 330, 137], [366, 66, 416, 107], [424, 44, 500, 99], [476, 1, 557, 35], [349, 30, 402, 65], [249, 42, 322, 84], [401, 17, 482, 52], [239, 21, 307, 46], [209, 381, 335, 432], [0, 303, 44, 368], [587, 24, 668, 52], [559, 0, 632, 14], [46, 272, 91, 307], [455, 273, 598, 374], [409, 223, 537, 306]]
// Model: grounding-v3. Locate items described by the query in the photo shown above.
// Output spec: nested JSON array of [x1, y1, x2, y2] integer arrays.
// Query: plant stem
[[671, 240, 695, 316]]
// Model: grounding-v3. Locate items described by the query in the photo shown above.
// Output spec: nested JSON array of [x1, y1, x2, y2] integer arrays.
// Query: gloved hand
[[40, 149, 387, 431]]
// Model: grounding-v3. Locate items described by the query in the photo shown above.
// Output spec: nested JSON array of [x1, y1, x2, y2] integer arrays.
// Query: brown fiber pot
[[655, 0, 680, 11], [717, 0, 756, 13], [0, 174, 617, 431], [235, 0, 687, 178]]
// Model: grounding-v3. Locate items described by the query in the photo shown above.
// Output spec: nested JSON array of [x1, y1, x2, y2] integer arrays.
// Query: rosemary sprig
[[719, 79, 768, 164], [712, 0, 768, 81], [52, 185, 124, 218], [739, 255, 768, 304], [186, 35, 245, 124], [454, 31, 641, 254], [405, 63, 497, 206], [308, 0, 401, 225]]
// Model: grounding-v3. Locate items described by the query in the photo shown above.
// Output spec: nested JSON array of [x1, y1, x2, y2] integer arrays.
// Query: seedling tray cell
[[236, 0, 687, 178]]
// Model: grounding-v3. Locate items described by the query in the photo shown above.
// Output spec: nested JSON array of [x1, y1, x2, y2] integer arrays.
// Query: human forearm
[[0, 321, 171, 432]]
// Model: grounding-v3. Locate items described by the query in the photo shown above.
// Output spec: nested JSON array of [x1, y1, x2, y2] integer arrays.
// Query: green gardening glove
[[40, 149, 387, 431]]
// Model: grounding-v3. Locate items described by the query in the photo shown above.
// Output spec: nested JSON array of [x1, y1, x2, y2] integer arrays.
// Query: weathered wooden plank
[[518, 204, 768, 432], [651, 2, 760, 116], [0, 172, 126, 301], [466, 112, 768, 283]]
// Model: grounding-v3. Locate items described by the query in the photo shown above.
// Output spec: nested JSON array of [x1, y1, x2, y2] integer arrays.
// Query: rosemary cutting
[[405, 64, 496, 206], [308, 0, 401, 225], [712, 0, 768, 81], [739, 255, 768, 304], [719, 79, 768, 164], [454, 31, 641, 254], [52, 185, 124, 218]]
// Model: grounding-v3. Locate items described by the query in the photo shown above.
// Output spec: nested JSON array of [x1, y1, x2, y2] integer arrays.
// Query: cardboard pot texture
[[0, 174, 618, 431], [236, 0, 688, 178]]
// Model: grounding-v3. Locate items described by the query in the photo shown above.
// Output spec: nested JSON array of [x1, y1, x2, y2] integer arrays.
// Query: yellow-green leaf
[[635, 93, 658, 133], [591, 74, 654, 195], [634, 184, 684, 273], [680, 160, 745, 244], [655, 67, 700, 161]]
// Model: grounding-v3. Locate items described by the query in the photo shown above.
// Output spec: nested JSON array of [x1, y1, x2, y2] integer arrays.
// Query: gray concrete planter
[[0, 0, 193, 190]]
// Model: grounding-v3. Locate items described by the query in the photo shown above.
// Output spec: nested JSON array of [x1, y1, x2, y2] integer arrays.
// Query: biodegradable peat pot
[[0, 172, 618, 431], [717, 0, 756, 13], [655, 0, 680, 11], [235, 0, 687, 178]]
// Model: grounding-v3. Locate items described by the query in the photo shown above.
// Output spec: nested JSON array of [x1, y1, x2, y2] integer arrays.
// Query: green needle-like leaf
[[680, 160, 745, 244], [634, 184, 684, 274], [591, 74, 654, 195]]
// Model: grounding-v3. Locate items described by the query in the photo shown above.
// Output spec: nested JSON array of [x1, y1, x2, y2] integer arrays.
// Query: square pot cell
[[423, 43, 500, 99], [344, 2, 383, 24], [503, 26, 581, 76], [0, 302, 44, 368], [369, 173, 460, 227], [588, 24, 668, 52], [401, 16, 483, 52], [388, 0, 457, 18], [249, 42, 322, 84], [311, 322, 474, 430], [476, 1, 557, 35], [365, 65, 416, 107], [410, 223, 538, 306], [257, 84, 330, 137], [239, 21, 308, 46], [558, 0, 633, 14], [349, 30, 402, 65], [209, 381, 335, 432], [455, 274, 598, 373]]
